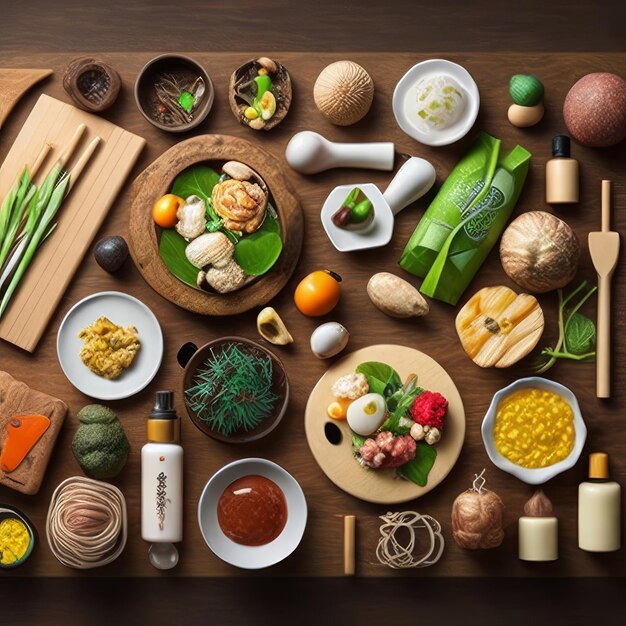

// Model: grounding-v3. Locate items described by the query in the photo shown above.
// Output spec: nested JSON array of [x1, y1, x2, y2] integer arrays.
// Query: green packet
[[398, 132, 531, 305]]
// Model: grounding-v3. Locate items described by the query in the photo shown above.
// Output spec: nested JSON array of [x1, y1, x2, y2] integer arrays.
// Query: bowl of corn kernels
[[481, 377, 587, 484]]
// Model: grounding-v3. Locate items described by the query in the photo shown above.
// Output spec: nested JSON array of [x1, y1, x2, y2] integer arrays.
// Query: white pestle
[[285, 131, 395, 175], [382, 156, 436, 214]]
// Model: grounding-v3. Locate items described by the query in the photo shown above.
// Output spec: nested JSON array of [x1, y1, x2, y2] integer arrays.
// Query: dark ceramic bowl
[[134, 54, 214, 133], [178, 337, 289, 443], [0, 505, 37, 569]]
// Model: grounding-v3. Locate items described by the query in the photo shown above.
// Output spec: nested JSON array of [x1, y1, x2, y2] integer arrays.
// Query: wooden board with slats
[[0, 94, 145, 352]]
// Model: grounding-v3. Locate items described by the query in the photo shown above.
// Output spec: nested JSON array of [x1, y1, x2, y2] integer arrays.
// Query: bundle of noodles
[[46, 476, 127, 569]]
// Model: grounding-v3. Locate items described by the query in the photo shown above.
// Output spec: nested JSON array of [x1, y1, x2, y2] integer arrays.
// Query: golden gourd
[[455, 285, 544, 368]]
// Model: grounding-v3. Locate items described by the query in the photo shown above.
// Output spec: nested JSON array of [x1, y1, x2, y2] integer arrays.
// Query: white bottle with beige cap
[[578, 452, 621, 552]]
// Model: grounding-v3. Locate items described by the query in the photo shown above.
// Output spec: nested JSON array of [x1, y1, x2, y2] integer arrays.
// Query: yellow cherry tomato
[[152, 194, 185, 228], [294, 270, 341, 316]]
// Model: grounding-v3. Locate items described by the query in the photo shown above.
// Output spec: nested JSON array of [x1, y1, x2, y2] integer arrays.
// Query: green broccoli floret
[[72, 404, 130, 479]]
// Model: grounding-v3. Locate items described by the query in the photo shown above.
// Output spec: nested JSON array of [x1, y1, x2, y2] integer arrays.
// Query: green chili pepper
[[349, 199, 373, 223], [254, 74, 272, 100]]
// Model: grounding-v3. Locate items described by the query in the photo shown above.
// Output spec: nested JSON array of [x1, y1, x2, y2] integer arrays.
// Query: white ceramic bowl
[[197, 458, 307, 569], [57, 291, 163, 400], [392, 59, 480, 146], [481, 377, 587, 485]]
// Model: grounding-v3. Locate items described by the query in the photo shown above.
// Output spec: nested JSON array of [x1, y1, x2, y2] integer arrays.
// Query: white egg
[[347, 393, 387, 436], [310, 322, 349, 359]]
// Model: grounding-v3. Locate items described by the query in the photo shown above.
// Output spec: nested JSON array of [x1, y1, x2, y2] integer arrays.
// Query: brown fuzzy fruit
[[563, 72, 626, 147], [500, 211, 580, 293]]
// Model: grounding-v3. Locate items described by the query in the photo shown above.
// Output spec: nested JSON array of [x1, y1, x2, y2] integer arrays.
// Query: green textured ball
[[509, 74, 544, 107], [72, 404, 130, 479]]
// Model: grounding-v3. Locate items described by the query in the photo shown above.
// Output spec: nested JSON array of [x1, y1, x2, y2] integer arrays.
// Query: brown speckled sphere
[[313, 61, 374, 126], [563, 72, 626, 147]]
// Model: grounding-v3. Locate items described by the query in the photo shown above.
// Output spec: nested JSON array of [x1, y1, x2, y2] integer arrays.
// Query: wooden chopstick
[[66, 137, 101, 193], [58, 123, 87, 168]]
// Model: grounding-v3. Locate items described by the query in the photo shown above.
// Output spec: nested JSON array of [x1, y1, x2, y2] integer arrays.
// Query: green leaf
[[259, 214, 280, 234], [565, 312, 596, 356], [234, 231, 282, 276], [383, 387, 424, 434], [171, 165, 220, 208], [355, 362, 402, 396], [159, 229, 198, 287], [398, 443, 437, 487], [178, 91, 194, 114]]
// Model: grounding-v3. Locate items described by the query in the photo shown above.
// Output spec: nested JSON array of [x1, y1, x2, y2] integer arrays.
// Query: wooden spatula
[[588, 180, 620, 398]]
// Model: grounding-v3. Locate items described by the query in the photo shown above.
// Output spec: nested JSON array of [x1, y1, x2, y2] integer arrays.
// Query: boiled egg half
[[347, 393, 387, 436]]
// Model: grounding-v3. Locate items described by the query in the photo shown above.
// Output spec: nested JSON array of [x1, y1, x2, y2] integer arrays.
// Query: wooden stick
[[343, 515, 356, 576], [30, 143, 52, 179], [601, 180, 611, 232], [66, 137, 101, 193], [58, 124, 86, 168]]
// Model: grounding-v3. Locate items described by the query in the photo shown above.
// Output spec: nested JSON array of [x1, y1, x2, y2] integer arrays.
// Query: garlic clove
[[310, 322, 349, 359], [257, 307, 294, 345]]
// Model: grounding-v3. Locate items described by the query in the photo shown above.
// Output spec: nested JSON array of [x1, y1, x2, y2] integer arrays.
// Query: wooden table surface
[[0, 51, 625, 580]]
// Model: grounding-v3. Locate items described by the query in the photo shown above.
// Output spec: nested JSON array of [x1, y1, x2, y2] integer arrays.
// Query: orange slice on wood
[[0, 415, 51, 472]]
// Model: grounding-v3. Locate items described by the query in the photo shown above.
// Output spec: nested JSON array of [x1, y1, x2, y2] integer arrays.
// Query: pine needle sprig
[[185, 342, 278, 436]]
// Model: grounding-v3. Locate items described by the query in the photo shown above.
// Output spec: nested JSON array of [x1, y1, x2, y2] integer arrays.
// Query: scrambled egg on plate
[[78, 316, 141, 379]]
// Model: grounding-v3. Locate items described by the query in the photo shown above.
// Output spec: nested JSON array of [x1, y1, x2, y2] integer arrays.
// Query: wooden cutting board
[[304, 344, 465, 504], [0, 94, 145, 352], [0, 370, 68, 495]]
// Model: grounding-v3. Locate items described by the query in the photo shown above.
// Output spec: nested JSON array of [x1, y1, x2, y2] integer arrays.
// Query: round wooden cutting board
[[304, 344, 465, 504], [128, 134, 303, 316]]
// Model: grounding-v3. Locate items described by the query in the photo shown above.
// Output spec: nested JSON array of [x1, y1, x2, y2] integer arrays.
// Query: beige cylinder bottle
[[578, 453, 621, 552], [546, 135, 579, 204]]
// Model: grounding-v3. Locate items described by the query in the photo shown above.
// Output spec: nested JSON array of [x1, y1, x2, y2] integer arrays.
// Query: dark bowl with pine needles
[[179, 337, 289, 443]]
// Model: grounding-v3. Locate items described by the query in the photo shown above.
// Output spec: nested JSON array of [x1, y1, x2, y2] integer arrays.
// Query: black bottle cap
[[552, 135, 571, 158], [151, 390, 177, 419]]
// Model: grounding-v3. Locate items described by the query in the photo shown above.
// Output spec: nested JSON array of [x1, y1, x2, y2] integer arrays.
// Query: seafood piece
[[175, 195, 206, 240], [185, 232, 234, 269]]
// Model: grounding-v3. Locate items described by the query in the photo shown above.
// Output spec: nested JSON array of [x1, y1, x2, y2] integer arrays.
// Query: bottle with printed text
[[141, 391, 183, 544]]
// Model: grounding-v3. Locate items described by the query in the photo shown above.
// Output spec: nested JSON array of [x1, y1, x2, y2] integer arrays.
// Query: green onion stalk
[[0, 161, 70, 318]]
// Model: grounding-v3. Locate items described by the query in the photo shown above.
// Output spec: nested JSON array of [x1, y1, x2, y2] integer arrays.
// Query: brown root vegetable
[[500, 211, 580, 293], [367, 272, 429, 318], [451, 469, 505, 550]]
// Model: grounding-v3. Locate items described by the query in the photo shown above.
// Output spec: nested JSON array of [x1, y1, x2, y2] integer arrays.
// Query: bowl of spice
[[481, 377, 586, 484], [197, 458, 307, 569], [134, 53, 214, 132], [178, 337, 289, 443], [0, 505, 36, 569]]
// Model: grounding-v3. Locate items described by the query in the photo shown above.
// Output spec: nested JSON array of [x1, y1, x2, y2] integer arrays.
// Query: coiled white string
[[46, 476, 127, 569], [376, 511, 445, 569]]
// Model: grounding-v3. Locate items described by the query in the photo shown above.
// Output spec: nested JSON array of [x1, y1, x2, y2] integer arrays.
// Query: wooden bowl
[[128, 134, 303, 315], [178, 337, 289, 444], [134, 54, 214, 133]]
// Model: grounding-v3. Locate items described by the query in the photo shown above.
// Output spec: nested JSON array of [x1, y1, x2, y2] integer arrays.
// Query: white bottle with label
[[141, 391, 183, 544], [578, 452, 621, 552]]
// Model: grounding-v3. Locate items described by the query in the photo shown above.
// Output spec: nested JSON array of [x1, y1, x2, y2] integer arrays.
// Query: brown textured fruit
[[563, 72, 626, 147], [500, 211, 580, 293]]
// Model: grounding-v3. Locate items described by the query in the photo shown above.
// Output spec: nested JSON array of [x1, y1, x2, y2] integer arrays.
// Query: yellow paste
[[0, 518, 30, 565], [494, 388, 575, 469]]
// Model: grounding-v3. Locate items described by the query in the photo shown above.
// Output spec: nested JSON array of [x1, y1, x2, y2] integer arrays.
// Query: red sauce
[[217, 475, 287, 546]]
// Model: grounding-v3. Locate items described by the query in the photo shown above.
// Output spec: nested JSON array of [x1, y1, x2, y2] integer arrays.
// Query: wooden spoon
[[588, 180, 620, 398]]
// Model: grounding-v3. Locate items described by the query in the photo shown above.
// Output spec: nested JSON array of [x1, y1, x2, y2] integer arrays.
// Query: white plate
[[392, 59, 480, 146], [57, 291, 163, 400], [198, 458, 307, 569]]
